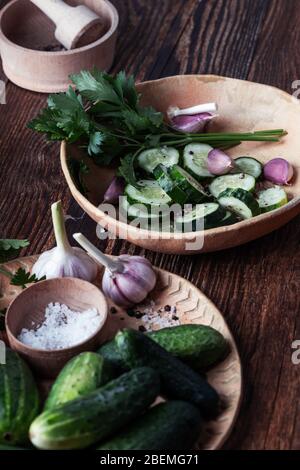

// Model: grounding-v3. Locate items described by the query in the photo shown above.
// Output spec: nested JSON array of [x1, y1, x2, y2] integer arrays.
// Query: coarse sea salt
[[18, 302, 102, 350]]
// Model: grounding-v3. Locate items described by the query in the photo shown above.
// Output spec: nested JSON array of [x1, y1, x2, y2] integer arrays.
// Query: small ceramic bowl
[[0, 0, 119, 92], [5, 277, 108, 378]]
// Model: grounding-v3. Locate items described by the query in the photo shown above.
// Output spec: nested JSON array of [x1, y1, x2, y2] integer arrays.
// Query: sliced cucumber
[[169, 165, 209, 203], [175, 203, 226, 231], [125, 180, 172, 206], [209, 173, 256, 198], [154, 165, 209, 204], [137, 147, 179, 173], [257, 186, 288, 213], [119, 197, 161, 221], [183, 143, 214, 180], [218, 188, 260, 219], [219, 211, 238, 226], [234, 157, 262, 179]]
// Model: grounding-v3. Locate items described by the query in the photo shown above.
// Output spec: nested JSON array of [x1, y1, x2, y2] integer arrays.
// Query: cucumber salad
[[28, 69, 291, 232], [119, 144, 293, 231]]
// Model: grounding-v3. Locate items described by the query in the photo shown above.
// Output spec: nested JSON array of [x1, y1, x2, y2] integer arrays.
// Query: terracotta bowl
[[5, 277, 108, 378], [60, 75, 300, 254], [0, 0, 118, 92]]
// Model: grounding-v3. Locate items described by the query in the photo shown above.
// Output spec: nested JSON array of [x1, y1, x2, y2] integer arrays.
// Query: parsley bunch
[[28, 69, 287, 186]]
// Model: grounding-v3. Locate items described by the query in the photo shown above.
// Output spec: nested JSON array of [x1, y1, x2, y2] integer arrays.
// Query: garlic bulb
[[168, 103, 218, 134], [73, 233, 157, 307], [32, 201, 97, 281]]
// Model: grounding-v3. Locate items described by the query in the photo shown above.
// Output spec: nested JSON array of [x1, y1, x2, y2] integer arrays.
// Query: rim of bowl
[[60, 74, 300, 241], [5, 277, 108, 355], [0, 0, 119, 55]]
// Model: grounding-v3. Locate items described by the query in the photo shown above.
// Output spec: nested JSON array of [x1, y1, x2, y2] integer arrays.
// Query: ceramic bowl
[[5, 277, 108, 378], [0, 0, 118, 92], [60, 74, 300, 254]]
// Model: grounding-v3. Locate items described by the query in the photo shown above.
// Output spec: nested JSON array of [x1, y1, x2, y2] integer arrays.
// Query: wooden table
[[0, 0, 300, 450]]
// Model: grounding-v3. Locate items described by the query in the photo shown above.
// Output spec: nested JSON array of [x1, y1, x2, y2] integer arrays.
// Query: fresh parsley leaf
[[0, 239, 30, 263], [114, 71, 138, 108], [138, 105, 164, 128], [10, 268, 45, 290], [88, 131, 104, 156], [118, 154, 139, 187], [0, 309, 6, 331], [70, 70, 122, 105]]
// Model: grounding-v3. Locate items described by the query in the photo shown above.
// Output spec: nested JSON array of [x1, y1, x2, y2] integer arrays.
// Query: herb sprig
[[28, 69, 287, 186], [0, 239, 29, 263]]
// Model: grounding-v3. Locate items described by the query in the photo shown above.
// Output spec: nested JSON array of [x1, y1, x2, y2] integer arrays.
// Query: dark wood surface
[[0, 0, 300, 450]]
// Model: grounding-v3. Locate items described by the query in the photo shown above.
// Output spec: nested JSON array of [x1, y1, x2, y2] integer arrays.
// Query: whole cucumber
[[30, 367, 160, 450], [98, 324, 229, 372], [44, 352, 115, 410], [149, 324, 229, 370], [115, 329, 219, 418], [98, 401, 202, 450], [0, 349, 39, 445]]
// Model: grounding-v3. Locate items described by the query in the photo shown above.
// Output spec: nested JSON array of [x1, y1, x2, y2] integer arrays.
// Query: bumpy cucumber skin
[[149, 324, 229, 370], [99, 324, 229, 373], [0, 349, 39, 446], [44, 352, 115, 410], [98, 401, 202, 451], [115, 329, 219, 418], [30, 367, 160, 450], [98, 341, 126, 373]]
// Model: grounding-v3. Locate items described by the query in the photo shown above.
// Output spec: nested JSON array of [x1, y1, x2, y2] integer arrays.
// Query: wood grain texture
[[0, 0, 300, 450]]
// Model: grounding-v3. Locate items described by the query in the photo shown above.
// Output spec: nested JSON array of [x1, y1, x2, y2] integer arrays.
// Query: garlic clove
[[102, 273, 133, 307], [103, 177, 125, 204], [171, 113, 216, 134], [207, 149, 234, 175], [263, 158, 294, 185]]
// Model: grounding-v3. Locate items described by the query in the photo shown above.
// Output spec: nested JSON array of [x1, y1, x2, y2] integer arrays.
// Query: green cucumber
[[183, 143, 214, 180], [219, 210, 238, 226], [153, 164, 190, 204], [153, 164, 209, 204], [234, 157, 262, 179], [99, 324, 229, 372], [137, 147, 179, 173], [119, 197, 161, 221], [209, 173, 256, 198], [148, 324, 229, 370], [218, 188, 260, 219], [125, 180, 171, 205], [0, 349, 39, 445], [257, 186, 288, 213], [174, 202, 226, 230], [115, 329, 220, 418], [98, 401, 202, 451], [44, 352, 115, 410], [30, 367, 160, 450]]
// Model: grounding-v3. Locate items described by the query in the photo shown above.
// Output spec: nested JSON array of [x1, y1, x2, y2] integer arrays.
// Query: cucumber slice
[[183, 143, 214, 180], [175, 203, 226, 230], [125, 180, 172, 205], [218, 188, 260, 219], [234, 157, 262, 179], [169, 165, 209, 203], [153, 165, 209, 204], [137, 147, 179, 173], [257, 186, 288, 213], [209, 173, 256, 198], [219, 211, 238, 226], [119, 197, 161, 221]]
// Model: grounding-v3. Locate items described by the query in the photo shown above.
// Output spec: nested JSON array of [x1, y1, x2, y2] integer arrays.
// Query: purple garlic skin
[[102, 255, 157, 308], [263, 158, 294, 185], [103, 177, 125, 204], [171, 113, 215, 133], [207, 149, 234, 175]]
